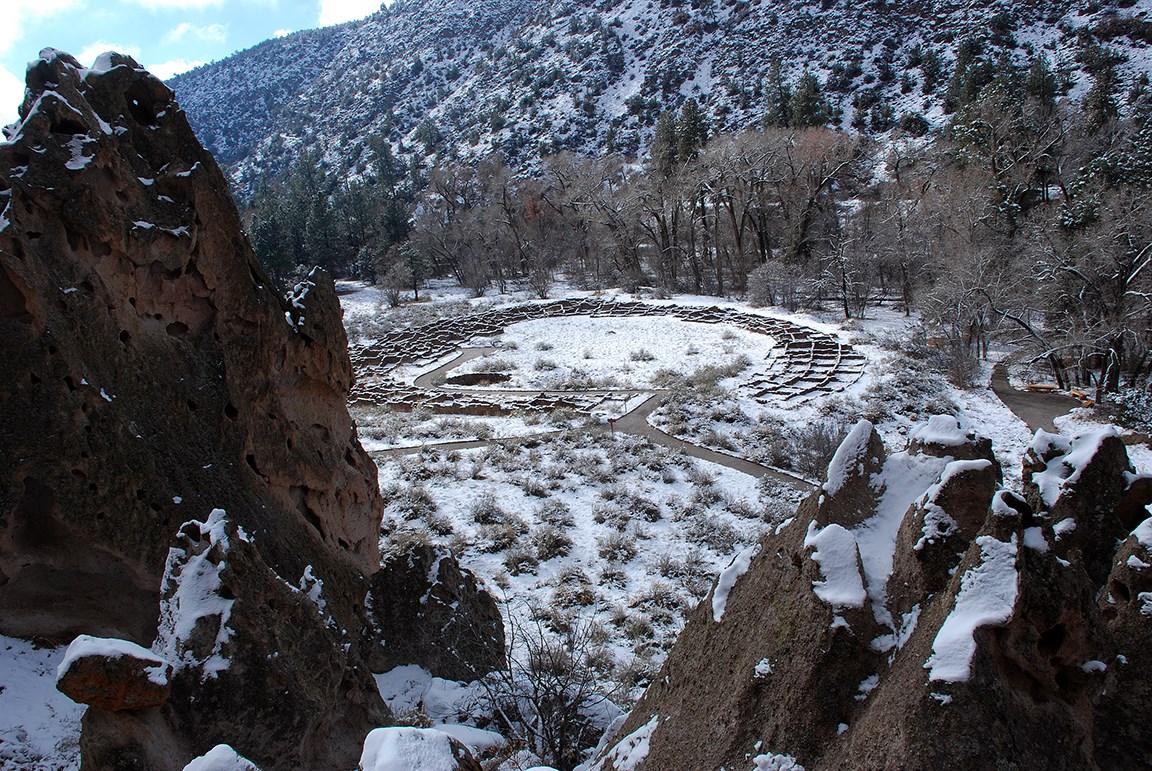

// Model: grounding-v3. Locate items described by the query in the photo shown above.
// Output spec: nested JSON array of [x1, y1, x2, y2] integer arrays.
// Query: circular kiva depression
[[348, 299, 866, 414], [450, 315, 778, 392]]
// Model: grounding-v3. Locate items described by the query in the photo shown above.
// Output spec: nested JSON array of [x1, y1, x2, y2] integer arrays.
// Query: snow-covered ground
[[451, 315, 774, 392], [0, 636, 83, 770]]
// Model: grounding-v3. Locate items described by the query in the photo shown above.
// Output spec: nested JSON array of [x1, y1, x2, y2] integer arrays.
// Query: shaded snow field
[[0, 635, 83, 770]]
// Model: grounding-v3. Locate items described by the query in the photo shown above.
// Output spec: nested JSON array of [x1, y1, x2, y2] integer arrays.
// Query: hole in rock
[[1038, 624, 1066, 657], [1111, 580, 1131, 603], [166, 321, 189, 338], [224, 402, 239, 420]]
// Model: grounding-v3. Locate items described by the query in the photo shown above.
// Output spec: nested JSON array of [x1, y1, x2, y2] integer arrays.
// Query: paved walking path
[[989, 363, 1080, 434]]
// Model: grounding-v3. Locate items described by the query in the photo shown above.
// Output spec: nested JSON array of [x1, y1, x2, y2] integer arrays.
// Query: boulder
[[0, 49, 412, 769], [80, 509, 390, 771], [55, 634, 172, 711], [814, 419, 886, 529], [0, 48, 383, 647], [366, 542, 505, 681], [359, 727, 483, 771], [1023, 429, 1133, 584]]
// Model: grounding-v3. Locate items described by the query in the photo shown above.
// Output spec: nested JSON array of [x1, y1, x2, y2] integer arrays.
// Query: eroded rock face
[[0, 49, 383, 646], [0, 50, 396, 768], [592, 417, 1152, 770], [366, 542, 505, 681]]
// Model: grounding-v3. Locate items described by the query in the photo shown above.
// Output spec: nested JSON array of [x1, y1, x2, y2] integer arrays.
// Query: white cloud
[[318, 0, 382, 27], [146, 58, 204, 81], [121, 0, 224, 9], [75, 41, 143, 69], [0, 66, 26, 127], [273, 28, 293, 38], [165, 22, 228, 44], [1, 0, 85, 56]]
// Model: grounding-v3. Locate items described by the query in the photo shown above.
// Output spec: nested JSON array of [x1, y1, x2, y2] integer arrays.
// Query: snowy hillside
[[171, 0, 1152, 192]]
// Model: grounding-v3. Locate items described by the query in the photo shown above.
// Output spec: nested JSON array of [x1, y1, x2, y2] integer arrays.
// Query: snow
[[712, 543, 760, 622], [0, 635, 83, 770], [804, 522, 866, 610], [1022, 527, 1049, 553], [182, 744, 260, 771], [752, 753, 805, 771], [1133, 516, 1152, 550], [925, 534, 1020, 683], [589, 715, 659, 771], [154, 508, 236, 678], [754, 658, 773, 678], [359, 727, 471, 771], [909, 415, 969, 447], [1029, 428, 1120, 508], [1140, 593, 1152, 616], [454, 316, 774, 392], [57, 634, 170, 687], [373, 665, 480, 725], [821, 419, 874, 497], [1052, 518, 1076, 541]]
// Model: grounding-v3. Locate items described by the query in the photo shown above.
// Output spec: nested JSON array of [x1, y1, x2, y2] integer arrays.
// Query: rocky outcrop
[[591, 417, 1152, 770], [366, 542, 505, 681], [0, 50, 502, 769], [56, 635, 173, 711]]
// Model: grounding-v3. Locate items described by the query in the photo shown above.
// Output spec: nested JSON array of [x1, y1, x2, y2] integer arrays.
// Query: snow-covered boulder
[[815, 419, 886, 529], [359, 727, 482, 771], [1023, 429, 1138, 583], [55, 634, 172, 711], [183, 744, 261, 771]]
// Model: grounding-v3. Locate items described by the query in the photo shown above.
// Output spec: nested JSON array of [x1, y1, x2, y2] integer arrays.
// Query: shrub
[[532, 524, 573, 561], [597, 531, 638, 562]]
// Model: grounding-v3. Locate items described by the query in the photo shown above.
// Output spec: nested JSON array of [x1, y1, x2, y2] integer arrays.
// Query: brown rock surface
[[55, 635, 172, 711], [0, 49, 405, 769], [0, 49, 382, 647], [366, 542, 505, 681], [592, 421, 1152, 770]]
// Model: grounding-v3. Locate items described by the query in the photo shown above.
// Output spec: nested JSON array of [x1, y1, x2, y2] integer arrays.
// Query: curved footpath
[[989, 363, 1080, 434], [376, 353, 815, 490]]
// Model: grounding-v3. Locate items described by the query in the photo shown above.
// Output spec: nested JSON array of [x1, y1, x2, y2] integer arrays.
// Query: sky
[[0, 0, 390, 127]]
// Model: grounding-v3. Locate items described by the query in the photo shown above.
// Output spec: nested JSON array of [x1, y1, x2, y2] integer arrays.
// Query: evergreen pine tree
[[676, 98, 708, 162], [1026, 54, 1058, 108], [789, 71, 829, 128], [651, 111, 679, 176], [763, 60, 792, 128]]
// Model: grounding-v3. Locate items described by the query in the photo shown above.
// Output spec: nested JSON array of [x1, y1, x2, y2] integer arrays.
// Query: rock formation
[[0, 50, 502, 769], [592, 416, 1152, 770]]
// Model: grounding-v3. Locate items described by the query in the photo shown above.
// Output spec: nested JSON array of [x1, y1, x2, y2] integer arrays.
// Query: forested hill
[[171, 0, 1152, 192]]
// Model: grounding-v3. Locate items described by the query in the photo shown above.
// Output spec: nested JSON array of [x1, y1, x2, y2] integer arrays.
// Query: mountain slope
[[171, 0, 1152, 191]]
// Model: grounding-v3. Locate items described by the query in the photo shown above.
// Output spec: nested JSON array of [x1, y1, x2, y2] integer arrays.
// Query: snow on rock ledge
[[924, 534, 1020, 683], [55, 634, 173, 711]]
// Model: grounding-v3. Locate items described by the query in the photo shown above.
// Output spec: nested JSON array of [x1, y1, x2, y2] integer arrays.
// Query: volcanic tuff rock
[[366, 541, 506, 681], [0, 50, 503, 768], [592, 416, 1152, 770]]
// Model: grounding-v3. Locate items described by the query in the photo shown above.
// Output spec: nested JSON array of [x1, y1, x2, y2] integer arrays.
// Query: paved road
[[989, 363, 1080, 434]]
